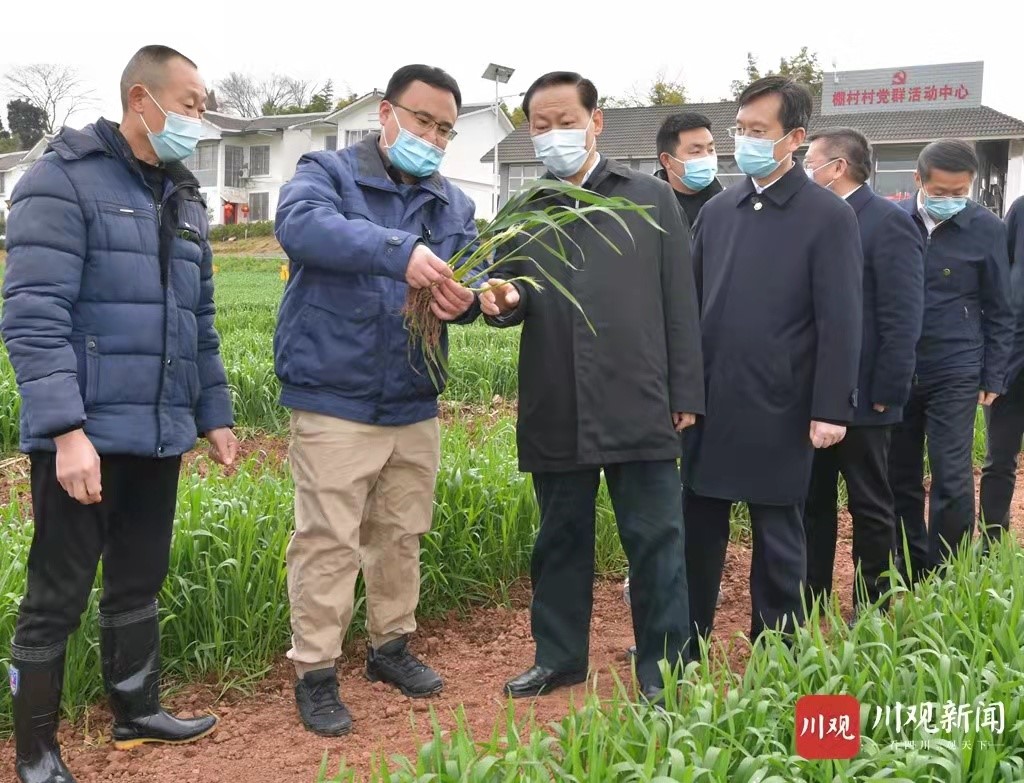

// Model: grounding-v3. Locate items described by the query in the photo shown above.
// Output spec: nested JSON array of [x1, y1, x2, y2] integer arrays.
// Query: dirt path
[[2, 452, 1020, 782]]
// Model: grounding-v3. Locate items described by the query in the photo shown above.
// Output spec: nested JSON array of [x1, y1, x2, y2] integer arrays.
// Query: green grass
[[317, 536, 1024, 782], [0, 257, 522, 450], [0, 416, 627, 734]]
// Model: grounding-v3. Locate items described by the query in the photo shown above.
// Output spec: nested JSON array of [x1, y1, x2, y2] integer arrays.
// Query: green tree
[[730, 47, 823, 99], [613, 70, 687, 108], [8, 99, 48, 148], [334, 92, 359, 111]]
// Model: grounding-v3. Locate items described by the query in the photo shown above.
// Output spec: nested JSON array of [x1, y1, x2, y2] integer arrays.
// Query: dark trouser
[[888, 373, 978, 581], [803, 425, 896, 610], [683, 490, 805, 648], [13, 452, 181, 652], [530, 461, 690, 689], [980, 370, 1024, 542]]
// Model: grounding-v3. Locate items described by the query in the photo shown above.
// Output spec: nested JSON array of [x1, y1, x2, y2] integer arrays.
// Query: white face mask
[[531, 114, 594, 178]]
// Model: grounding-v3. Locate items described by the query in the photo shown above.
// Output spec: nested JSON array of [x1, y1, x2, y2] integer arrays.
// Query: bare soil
[[1, 444, 1020, 782]]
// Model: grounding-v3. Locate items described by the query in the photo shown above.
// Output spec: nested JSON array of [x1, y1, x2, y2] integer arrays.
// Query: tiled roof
[[483, 98, 1024, 163], [0, 150, 28, 171], [203, 111, 330, 133], [459, 102, 494, 116]]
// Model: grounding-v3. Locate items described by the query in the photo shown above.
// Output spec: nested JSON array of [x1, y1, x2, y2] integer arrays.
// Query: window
[[182, 141, 217, 187], [224, 145, 244, 188], [345, 129, 371, 146], [716, 157, 745, 189], [249, 145, 270, 177], [325, 135, 338, 151], [0, 172, 5, 195], [248, 192, 269, 222], [508, 164, 546, 194], [873, 145, 925, 202]]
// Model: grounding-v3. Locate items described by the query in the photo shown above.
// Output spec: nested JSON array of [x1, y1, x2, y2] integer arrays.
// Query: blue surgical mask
[[734, 130, 794, 178], [671, 153, 717, 191], [923, 193, 968, 221], [532, 116, 594, 178], [384, 112, 446, 178], [140, 88, 203, 163]]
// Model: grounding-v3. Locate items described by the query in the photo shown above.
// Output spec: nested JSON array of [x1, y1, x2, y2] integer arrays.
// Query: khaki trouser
[[285, 410, 440, 677]]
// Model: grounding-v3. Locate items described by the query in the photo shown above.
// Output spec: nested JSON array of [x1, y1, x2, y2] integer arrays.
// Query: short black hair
[[384, 64, 462, 111], [807, 127, 872, 184], [522, 71, 598, 121], [738, 76, 812, 134], [120, 45, 198, 111], [656, 112, 712, 159], [917, 139, 978, 181]]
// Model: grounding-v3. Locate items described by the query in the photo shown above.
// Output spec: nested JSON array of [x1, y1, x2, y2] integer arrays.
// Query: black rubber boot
[[99, 603, 217, 750], [10, 642, 77, 783]]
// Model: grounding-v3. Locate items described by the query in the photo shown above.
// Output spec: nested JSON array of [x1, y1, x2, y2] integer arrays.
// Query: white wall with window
[[345, 129, 372, 147], [249, 144, 271, 177], [182, 141, 219, 187], [507, 164, 546, 194]]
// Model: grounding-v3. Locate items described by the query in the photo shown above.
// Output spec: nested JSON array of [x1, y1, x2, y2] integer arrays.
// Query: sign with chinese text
[[822, 61, 983, 115], [795, 695, 861, 759]]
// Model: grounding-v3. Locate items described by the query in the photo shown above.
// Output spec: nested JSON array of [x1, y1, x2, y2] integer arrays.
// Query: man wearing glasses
[[682, 76, 863, 653], [272, 63, 500, 737]]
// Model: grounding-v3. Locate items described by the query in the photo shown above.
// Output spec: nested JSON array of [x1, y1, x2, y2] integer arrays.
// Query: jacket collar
[[732, 160, 807, 208], [353, 133, 449, 204], [46, 117, 198, 192], [845, 182, 875, 213]]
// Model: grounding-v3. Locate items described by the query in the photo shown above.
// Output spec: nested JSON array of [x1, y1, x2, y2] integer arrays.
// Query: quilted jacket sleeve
[[1, 159, 89, 440]]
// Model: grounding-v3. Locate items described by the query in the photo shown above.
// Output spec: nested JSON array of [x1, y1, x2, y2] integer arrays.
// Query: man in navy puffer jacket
[[1, 45, 236, 783]]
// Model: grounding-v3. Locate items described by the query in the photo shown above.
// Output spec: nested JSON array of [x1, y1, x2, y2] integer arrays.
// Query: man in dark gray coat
[[683, 77, 863, 653], [482, 71, 705, 702], [801, 127, 924, 613]]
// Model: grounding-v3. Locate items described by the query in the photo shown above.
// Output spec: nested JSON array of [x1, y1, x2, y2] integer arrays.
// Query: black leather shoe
[[640, 683, 666, 709], [100, 605, 217, 750], [366, 636, 443, 698], [10, 643, 78, 783], [503, 665, 587, 698], [295, 669, 353, 737]]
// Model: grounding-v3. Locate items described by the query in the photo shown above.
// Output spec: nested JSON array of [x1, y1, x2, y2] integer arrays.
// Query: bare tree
[[213, 72, 321, 117], [4, 64, 95, 133]]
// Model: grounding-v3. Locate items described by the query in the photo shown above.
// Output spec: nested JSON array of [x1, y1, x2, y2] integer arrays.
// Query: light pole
[[483, 62, 515, 217]]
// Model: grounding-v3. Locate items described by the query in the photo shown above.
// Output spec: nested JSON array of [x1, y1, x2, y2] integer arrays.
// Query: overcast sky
[[3, 1, 1022, 131]]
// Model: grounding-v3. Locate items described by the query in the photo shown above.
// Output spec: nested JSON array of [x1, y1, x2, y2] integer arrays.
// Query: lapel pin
[[754, 201, 763, 211]]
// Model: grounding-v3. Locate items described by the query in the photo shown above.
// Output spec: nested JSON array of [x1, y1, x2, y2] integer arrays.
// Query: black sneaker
[[366, 636, 443, 698], [294, 668, 352, 737]]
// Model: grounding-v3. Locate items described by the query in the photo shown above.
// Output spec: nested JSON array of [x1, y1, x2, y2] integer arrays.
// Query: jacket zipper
[[152, 182, 191, 456]]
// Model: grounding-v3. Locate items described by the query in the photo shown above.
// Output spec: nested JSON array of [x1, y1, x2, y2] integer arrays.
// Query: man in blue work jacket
[[889, 139, 1014, 581], [979, 194, 1024, 544], [272, 63, 498, 737]]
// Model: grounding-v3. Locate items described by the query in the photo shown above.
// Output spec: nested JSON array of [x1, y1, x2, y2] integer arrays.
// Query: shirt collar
[[558, 152, 602, 187], [842, 184, 863, 200], [917, 190, 940, 234]]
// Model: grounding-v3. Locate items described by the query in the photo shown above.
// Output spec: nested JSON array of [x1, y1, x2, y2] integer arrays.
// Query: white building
[[0, 136, 56, 223], [1, 92, 513, 228], [319, 91, 515, 219]]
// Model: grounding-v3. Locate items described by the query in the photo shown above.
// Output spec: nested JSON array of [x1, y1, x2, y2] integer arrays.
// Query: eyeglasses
[[728, 126, 770, 139], [391, 102, 458, 141]]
